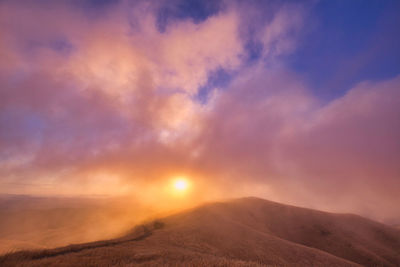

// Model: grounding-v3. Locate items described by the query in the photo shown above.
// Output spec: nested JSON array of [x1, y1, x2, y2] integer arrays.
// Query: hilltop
[[1, 197, 400, 266]]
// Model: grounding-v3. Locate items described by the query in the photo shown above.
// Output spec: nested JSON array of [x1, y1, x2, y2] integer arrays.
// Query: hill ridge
[[1, 197, 400, 266]]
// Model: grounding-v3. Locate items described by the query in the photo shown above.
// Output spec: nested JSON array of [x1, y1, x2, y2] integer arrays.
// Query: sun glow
[[170, 177, 191, 195], [173, 178, 189, 191]]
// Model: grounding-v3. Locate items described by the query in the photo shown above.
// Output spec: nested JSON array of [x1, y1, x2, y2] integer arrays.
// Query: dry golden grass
[[1, 197, 400, 266]]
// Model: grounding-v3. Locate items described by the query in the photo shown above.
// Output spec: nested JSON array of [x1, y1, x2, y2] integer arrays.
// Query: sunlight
[[174, 178, 189, 191], [171, 177, 191, 195], [174, 179, 188, 191]]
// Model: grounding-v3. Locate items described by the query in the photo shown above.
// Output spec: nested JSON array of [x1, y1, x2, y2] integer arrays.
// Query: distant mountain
[[1, 197, 400, 266]]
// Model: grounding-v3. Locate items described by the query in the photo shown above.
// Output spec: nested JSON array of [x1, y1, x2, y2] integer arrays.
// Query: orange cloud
[[0, 0, 399, 223]]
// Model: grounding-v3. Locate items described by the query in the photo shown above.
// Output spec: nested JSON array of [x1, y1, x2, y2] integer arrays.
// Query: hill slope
[[1, 197, 400, 266]]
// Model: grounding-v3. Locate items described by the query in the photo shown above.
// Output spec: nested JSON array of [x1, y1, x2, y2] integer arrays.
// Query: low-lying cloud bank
[[0, 0, 399, 223]]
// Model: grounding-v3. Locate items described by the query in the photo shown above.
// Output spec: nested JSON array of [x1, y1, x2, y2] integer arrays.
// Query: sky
[[0, 0, 399, 222]]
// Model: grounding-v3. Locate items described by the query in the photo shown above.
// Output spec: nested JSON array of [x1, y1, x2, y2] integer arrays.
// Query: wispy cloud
[[0, 0, 399, 222]]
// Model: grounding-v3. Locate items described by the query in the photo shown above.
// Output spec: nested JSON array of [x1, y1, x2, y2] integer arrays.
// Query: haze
[[0, 0, 399, 256]]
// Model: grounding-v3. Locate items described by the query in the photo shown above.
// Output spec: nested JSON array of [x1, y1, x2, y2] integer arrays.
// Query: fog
[[1, 0, 399, 253]]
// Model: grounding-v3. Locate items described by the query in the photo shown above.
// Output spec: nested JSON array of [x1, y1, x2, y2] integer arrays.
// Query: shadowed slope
[[1, 197, 400, 266]]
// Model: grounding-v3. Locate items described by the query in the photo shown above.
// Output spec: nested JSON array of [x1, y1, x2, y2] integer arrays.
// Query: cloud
[[196, 66, 400, 221], [0, 0, 399, 222]]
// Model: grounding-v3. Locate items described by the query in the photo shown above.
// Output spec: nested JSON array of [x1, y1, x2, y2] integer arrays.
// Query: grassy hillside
[[1, 197, 399, 266]]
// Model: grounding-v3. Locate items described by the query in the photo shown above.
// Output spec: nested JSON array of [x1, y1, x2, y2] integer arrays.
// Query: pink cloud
[[0, 0, 398, 222], [196, 68, 400, 222]]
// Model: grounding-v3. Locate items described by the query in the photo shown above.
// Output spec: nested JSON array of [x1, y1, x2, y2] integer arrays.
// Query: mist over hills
[[1, 0, 400, 266], [0, 194, 149, 254], [1, 197, 399, 266]]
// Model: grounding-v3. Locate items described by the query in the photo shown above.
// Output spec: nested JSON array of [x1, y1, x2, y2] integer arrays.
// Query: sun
[[167, 176, 192, 197], [173, 178, 189, 191]]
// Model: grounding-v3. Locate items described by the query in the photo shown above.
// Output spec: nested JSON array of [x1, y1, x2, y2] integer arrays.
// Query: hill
[[1, 197, 400, 266], [0, 195, 148, 254]]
